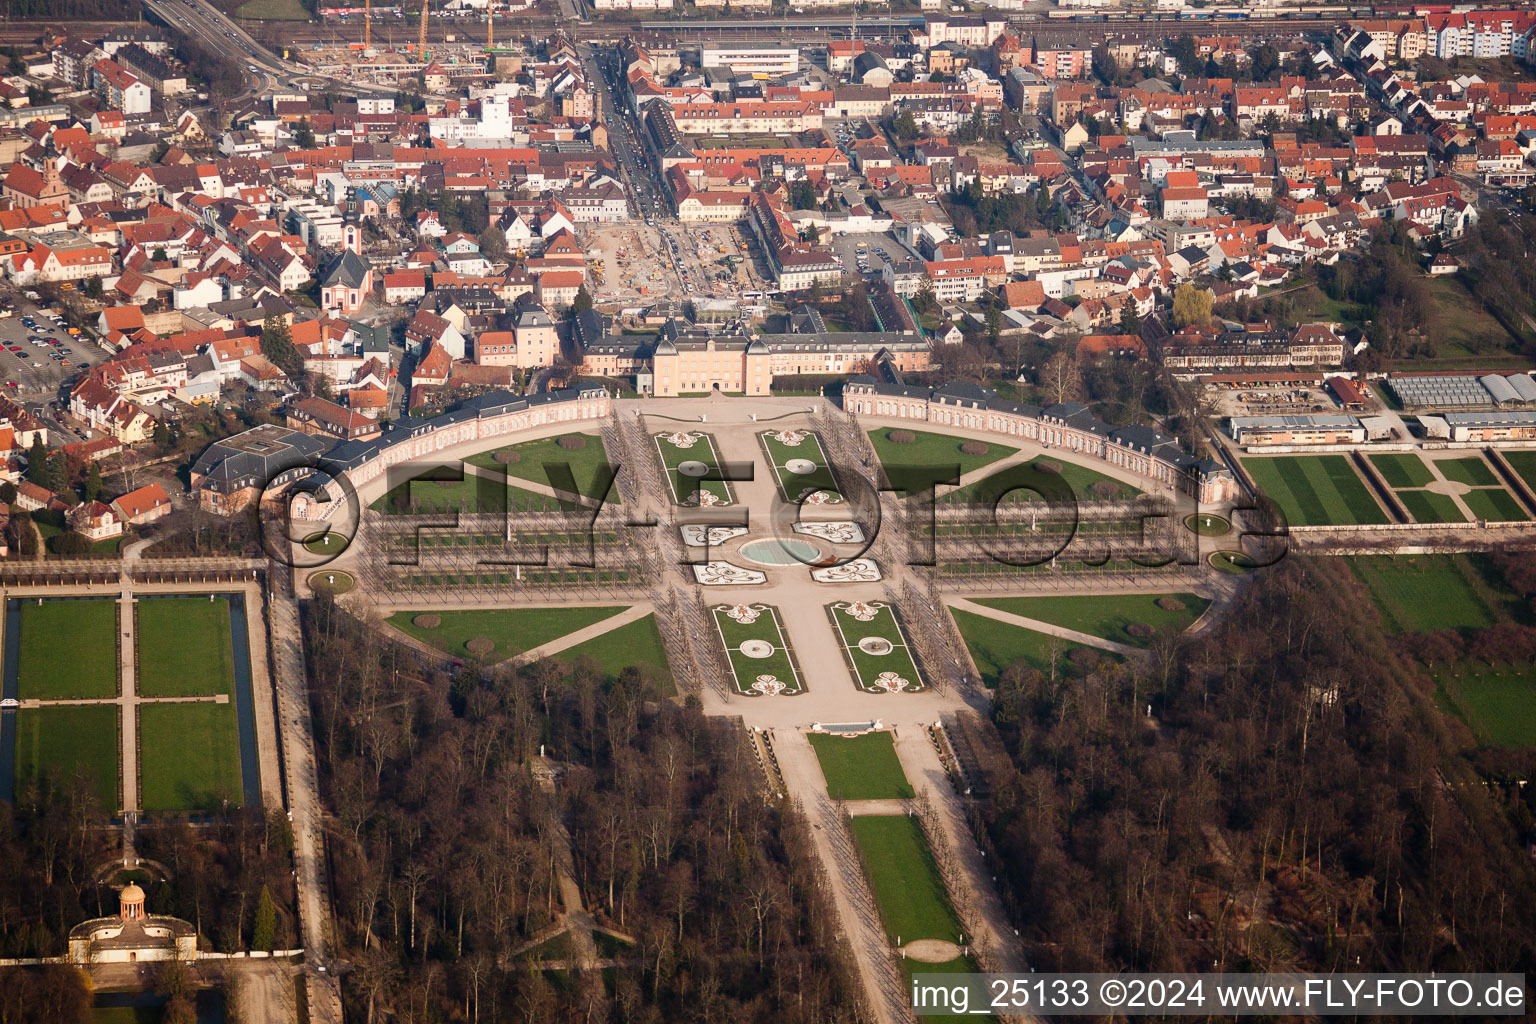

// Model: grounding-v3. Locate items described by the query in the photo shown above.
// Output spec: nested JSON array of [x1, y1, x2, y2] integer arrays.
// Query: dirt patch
[[902, 939, 963, 963]]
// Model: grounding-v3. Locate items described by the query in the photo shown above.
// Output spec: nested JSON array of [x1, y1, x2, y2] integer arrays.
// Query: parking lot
[[827, 230, 925, 286], [0, 301, 107, 440]]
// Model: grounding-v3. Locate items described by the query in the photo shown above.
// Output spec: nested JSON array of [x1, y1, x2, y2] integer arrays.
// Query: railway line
[[229, 9, 1349, 49]]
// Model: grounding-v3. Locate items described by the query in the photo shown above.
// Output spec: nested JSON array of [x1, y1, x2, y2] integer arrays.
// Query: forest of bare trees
[[303, 597, 866, 1023], [0, 774, 296, 962], [977, 557, 1536, 974]]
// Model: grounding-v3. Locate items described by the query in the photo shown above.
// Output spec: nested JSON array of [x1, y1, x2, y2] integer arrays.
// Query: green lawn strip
[[138, 702, 242, 812], [12, 705, 118, 809], [1461, 487, 1529, 522], [552, 614, 675, 695], [1502, 450, 1536, 493], [16, 598, 118, 700], [653, 431, 733, 505], [760, 430, 842, 502], [1346, 555, 1496, 634], [866, 428, 1016, 492], [970, 592, 1209, 648], [951, 608, 1114, 685], [1242, 455, 1386, 526], [829, 603, 924, 692], [1397, 489, 1468, 524], [463, 433, 621, 505], [1368, 452, 1434, 488], [849, 815, 963, 945], [711, 604, 802, 695], [808, 731, 914, 800], [138, 597, 234, 697], [902, 958, 991, 1024], [388, 606, 627, 661], [1435, 664, 1536, 748], [1435, 456, 1498, 487], [946, 454, 1139, 504]]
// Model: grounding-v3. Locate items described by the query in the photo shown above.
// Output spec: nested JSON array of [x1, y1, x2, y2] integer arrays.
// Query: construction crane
[[364, 0, 371, 50], [486, 7, 493, 53], [418, 0, 429, 56]]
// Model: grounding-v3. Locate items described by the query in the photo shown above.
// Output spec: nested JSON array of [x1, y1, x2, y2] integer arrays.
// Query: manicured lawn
[[849, 815, 963, 945], [946, 455, 1139, 504], [1397, 489, 1467, 524], [308, 570, 354, 595], [1503, 450, 1536, 493], [711, 604, 804, 696], [1185, 513, 1231, 536], [1436, 456, 1499, 487], [808, 731, 914, 800], [951, 608, 1108, 685], [12, 705, 118, 809], [303, 532, 349, 556], [902, 957, 990, 1024], [552, 614, 674, 694], [138, 702, 242, 812], [464, 433, 621, 505], [1347, 555, 1496, 634], [1369, 452, 1434, 489], [137, 596, 234, 697], [372, 467, 510, 515], [236, 0, 310, 18], [1437, 664, 1536, 748], [867, 428, 1016, 492], [1242, 455, 1387, 526], [759, 429, 842, 504], [971, 592, 1209, 647], [653, 431, 734, 506], [1210, 550, 1257, 574], [1461, 487, 1529, 522], [16, 599, 118, 700], [388, 606, 627, 661], [827, 601, 925, 692]]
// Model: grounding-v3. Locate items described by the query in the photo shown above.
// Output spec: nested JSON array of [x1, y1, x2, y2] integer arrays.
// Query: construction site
[[284, 0, 537, 85]]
